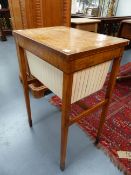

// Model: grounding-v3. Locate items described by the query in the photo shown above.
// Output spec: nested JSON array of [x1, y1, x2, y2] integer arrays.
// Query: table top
[[13, 26, 129, 59], [71, 18, 100, 24]]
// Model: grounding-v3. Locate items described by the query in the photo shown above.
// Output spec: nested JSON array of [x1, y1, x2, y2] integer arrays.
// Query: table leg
[[96, 56, 122, 143], [60, 73, 73, 171], [17, 45, 32, 127]]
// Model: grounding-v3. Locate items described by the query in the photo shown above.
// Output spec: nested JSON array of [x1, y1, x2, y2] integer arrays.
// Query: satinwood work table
[[13, 26, 128, 170]]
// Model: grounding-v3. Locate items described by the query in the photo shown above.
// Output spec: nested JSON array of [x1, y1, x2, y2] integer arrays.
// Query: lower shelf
[[19, 74, 50, 98]]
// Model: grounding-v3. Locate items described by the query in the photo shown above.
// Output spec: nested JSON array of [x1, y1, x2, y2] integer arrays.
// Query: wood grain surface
[[13, 26, 129, 58]]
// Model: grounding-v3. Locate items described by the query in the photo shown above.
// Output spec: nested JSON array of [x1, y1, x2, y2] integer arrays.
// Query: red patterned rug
[[50, 63, 131, 175]]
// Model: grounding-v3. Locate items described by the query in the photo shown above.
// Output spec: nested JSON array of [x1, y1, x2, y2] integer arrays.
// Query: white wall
[[116, 0, 131, 16]]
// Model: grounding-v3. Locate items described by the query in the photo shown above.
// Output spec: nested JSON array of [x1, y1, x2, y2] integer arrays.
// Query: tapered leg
[[60, 119, 69, 171], [17, 45, 32, 127], [95, 102, 109, 144], [96, 56, 122, 143], [60, 73, 73, 171]]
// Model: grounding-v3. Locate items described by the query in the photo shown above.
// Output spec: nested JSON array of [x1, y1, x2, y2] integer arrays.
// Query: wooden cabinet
[[118, 20, 131, 40], [71, 18, 100, 32], [8, 0, 71, 29], [8, 0, 71, 98], [90, 16, 131, 36], [0, 8, 11, 41]]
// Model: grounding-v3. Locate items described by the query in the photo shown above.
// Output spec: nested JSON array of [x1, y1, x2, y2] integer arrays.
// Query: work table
[[13, 26, 129, 171]]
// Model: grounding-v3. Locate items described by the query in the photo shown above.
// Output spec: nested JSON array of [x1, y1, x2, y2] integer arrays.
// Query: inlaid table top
[[13, 26, 128, 59], [71, 18, 100, 24]]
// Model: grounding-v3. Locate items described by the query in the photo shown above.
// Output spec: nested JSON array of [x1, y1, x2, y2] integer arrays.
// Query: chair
[[117, 20, 131, 82], [0, 0, 11, 41], [0, 13, 6, 41], [0, 8, 10, 41]]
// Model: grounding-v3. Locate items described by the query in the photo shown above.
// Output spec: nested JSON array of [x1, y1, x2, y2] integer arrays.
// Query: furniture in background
[[13, 26, 128, 170], [117, 20, 131, 82], [8, 0, 71, 30], [118, 20, 131, 41], [8, 0, 71, 98], [71, 18, 100, 32], [0, 8, 11, 41], [90, 16, 131, 36]]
